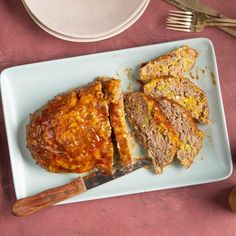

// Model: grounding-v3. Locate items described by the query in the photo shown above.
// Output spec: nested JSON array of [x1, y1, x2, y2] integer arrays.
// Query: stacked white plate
[[22, 0, 150, 42]]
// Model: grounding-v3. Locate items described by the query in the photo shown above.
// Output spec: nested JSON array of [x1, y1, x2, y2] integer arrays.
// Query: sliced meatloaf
[[26, 81, 114, 175], [143, 76, 209, 124], [139, 45, 198, 83], [158, 99, 205, 168], [124, 92, 179, 173], [98, 77, 133, 167]]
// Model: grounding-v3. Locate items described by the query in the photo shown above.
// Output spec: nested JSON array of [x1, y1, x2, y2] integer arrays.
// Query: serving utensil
[[167, 10, 236, 32], [164, 0, 236, 37], [12, 159, 150, 217]]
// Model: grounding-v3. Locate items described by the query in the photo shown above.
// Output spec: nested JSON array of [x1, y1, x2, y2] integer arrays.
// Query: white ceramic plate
[[22, 0, 150, 42], [22, 0, 148, 41], [1, 38, 232, 204]]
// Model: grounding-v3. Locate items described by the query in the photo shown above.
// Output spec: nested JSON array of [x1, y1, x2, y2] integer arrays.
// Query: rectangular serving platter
[[1, 37, 232, 204]]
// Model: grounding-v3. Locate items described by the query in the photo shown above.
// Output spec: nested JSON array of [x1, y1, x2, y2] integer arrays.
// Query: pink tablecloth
[[0, 0, 235, 235]]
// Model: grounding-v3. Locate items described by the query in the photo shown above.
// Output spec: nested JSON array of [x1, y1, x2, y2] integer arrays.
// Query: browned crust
[[139, 45, 198, 83], [26, 81, 114, 175], [98, 77, 133, 166]]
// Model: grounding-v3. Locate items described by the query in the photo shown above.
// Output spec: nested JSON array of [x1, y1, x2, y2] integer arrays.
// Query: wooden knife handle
[[12, 177, 87, 217]]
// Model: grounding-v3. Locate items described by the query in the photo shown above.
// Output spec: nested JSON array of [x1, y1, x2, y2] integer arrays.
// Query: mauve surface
[[0, 0, 235, 236]]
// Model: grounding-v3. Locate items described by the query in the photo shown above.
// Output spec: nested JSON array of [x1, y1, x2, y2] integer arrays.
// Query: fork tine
[[166, 26, 191, 32], [169, 13, 192, 18], [166, 10, 194, 32], [167, 18, 191, 22], [167, 16, 192, 22], [169, 10, 193, 15], [166, 19, 192, 26], [166, 23, 191, 29]]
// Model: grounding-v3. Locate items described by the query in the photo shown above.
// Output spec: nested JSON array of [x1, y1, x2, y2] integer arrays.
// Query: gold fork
[[166, 10, 236, 32]]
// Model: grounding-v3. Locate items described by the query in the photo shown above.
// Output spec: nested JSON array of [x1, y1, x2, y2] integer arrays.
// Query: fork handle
[[209, 18, 236, 24], [218, 27, 236, 37], [207, 22, 236, 27]]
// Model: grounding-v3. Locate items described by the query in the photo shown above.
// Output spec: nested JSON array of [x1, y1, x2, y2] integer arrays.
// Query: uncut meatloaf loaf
[[143, 76, 209, 124], [158, 99, 205, 168], [139, 45, 198, 83], [97, 77, 133, 167], [26, 81, 114, 175], [124, 92, 179, 173]]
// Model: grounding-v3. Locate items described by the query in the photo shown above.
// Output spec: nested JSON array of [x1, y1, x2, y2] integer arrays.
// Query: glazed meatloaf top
[[143, 76, 209, 124], [139, 45, 198, 83], [158, 99, 205, 168], [98, 77, 133, 167], [124, 92, 179, 173], [26, 81, 114, 175]]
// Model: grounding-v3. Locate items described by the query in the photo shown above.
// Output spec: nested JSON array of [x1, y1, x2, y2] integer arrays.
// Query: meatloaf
[[124, 92, 179, 173], [158, 99, 205, 168], [98, 77, 133, 167], [26, 81, 114, 175], [143, 76, 209, 124], [139, 45, 198, 83]]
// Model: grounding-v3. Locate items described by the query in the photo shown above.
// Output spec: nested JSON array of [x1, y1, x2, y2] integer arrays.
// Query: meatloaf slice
[[143, 76, 209, 124], [98, 77, 133, 167], [139, 45, 198, 83], [26, 81, 114, 175], [124, 92, 179, 173], [158, 99, 205, 168]]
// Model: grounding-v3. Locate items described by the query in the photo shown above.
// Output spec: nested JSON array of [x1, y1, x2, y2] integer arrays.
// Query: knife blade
[[12, 159, 150, 217], [164, 0, 194, 12], [164, 0, 236, 37], [172, 0, 224, 17]]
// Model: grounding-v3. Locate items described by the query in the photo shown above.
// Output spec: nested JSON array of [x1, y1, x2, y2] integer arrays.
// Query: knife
[[12, 159, 150, 217], [164, 0, 236, 37]]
